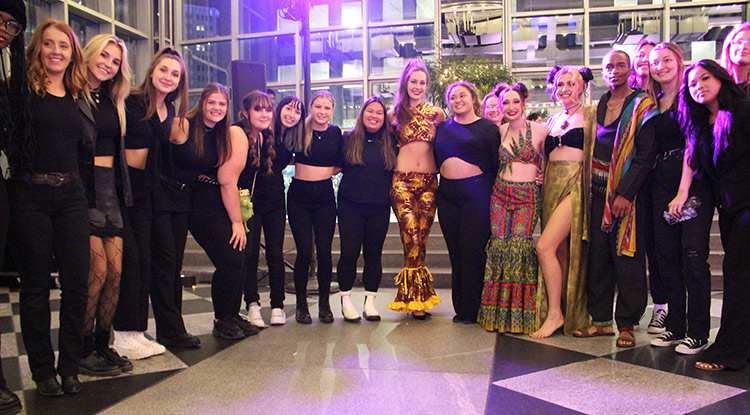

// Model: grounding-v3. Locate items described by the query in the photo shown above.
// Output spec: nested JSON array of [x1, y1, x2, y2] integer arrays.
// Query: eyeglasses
[[0, 15, 22, 37]]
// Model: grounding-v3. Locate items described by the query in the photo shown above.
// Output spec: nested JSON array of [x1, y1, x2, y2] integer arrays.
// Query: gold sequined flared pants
[[388, 171, 441, 312]]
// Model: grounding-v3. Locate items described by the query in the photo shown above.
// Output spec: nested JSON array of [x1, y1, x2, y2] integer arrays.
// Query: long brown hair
[[239, 90, 275, 176], [445, 81, 482, 117], [185, 83, 231, 166], [343, 96, 396, 170], [26, 19, 89, 100], [392, 58, 430, 133], [131, 46, 187, 121]]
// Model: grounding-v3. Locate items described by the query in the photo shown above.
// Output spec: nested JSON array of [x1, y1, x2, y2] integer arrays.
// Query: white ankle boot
[[247, 302, 267, 328], [340, 290, 361, 322], [363, 291, 381, 321]]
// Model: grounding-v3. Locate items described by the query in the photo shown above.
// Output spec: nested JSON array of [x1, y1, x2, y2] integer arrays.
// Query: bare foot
[[530, 315, 565, 338]]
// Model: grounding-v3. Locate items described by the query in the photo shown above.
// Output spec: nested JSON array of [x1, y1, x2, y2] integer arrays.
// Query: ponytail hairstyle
[[343, 96, 396, 170], [303, 90, 335, 156], [239, 90, 276, 176], [392, 58, 430, 133], [131, 46, 188, 122], [445, 80, 482, 117], [83, 34, 132, 136], [274, 95, 306, 153], [26, 19, 89, 101]]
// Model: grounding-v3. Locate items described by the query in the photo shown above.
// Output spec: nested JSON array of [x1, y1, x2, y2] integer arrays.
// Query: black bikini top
[[545, 127, 584, 158]]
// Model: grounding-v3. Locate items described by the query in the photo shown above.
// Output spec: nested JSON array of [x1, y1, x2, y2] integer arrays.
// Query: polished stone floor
[[2, 286, 748, 414]]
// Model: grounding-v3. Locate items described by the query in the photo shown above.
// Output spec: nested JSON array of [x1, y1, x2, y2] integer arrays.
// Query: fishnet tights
[[84, 236, 122, 336]]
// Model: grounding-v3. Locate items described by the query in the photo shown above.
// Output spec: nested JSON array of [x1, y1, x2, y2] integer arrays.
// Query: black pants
[[189, 181, 244, 320], [243, 198, 287, 309], [700, 207, 750, 369], [437, 175, 491, 321], [652, 167, 712, 340], [0, 175, 8, 387], [336, 198, 390, 292], [8, 179, 89, 381], [587, 189, 647, 328], [641, 175, 666, 304], [151, 184, 190, 339], [114, 168, 151, 332], [287, 178, 336, 303]]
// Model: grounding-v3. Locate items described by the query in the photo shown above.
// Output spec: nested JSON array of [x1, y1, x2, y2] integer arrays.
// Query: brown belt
[[14, 171, 79, 187]]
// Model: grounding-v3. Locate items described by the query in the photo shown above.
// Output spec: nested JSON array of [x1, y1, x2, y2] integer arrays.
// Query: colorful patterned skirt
[[478, 179, 540, 333]]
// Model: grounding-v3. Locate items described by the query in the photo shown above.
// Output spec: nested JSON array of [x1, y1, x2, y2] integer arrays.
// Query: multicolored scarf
[[601, 92, 658, 257]]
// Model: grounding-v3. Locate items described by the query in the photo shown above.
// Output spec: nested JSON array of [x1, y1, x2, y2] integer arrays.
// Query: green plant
[[426, 55, 513, 109]]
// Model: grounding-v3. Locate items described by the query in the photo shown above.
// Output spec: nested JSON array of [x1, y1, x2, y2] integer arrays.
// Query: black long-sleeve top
[[337, 130, 396, 205], [433, 117, 500, 181], [595, 90, 657, 201]]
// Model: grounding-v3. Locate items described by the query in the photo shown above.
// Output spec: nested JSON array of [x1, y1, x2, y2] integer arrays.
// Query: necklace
[[606, 97, 625, 111], [313, 129, 325, 140], [91, 87, 101, 104], [561, 103, 581, 129]]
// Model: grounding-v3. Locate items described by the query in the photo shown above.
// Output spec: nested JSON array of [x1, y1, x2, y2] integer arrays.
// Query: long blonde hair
[[83, 34, 131, 136], [302, 90, 335, 156], [644, 42, 684, 108], [720, 22, 750, 83], [26, 19, 89, 100]]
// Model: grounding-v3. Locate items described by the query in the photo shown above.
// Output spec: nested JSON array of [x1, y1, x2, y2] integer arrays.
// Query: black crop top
[[173, 125, 219, 185], [91, 87, 119, 157], [544, 127, 584, 158], [294, 125, 342, 167], [433, 118, 500, 178]]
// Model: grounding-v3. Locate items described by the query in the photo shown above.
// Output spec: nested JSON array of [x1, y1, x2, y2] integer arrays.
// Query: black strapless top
[[545, 127, 584, 158]]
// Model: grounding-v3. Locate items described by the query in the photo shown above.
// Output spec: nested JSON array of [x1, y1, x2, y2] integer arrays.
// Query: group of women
[[2, 10, 750, 402]]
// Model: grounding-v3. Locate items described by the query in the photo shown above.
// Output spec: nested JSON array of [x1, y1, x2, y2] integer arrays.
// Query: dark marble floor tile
[[21, 370, 179, 415], [611, 344, 750, 389], [485, 385, 585, 415], [10, 303, 17, 315], [686, 391, 750, 415], [168, 334, 243, 367], [491, 334, 596, 381], [0, 316, 13, 332], [180, 299, 215, 315], [0, 293, 10, 303]]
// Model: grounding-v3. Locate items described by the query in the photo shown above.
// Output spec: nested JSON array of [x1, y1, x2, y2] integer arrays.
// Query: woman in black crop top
[[287, 90, 342, 324], [434, 81, 500, 324], [78, 34, 135, 376], [114, 47, 188, 361], [646, 46, 712, 355], [336, 97, 397, 322], [477, 83, 546, 333], [240, 94, 298, 328], [7, 19, 95, 395], [535, 66, 595, 338]]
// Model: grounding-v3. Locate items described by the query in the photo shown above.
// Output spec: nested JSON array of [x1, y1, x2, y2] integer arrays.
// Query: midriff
[[439, 157, 482, 179], [395, 141, 436, 173]]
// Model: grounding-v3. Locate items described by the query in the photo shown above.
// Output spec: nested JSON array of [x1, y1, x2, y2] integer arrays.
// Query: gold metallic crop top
[[396, 103, 442, 147]]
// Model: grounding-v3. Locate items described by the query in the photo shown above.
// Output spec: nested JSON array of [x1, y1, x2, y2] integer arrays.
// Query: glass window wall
[[183, 41, 232, 87], [590, 10, 662, 65], [370, 23, 435, 76], [441, 5, 502, 61], [512, 15, 584, 68], [369, 0, 435, 23], [240, 35, 296, 83], [310, 29, 364, 80], [69, 13, 100, 47], [240, 1, 296, 34], [182, 0, 231, 39], [310, 0, 363, 29], [670, 3, 746, 61]]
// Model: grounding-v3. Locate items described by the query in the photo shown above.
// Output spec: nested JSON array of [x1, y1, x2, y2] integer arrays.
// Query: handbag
[[239, 170, 257, 233], [663, 195, 700, 225]]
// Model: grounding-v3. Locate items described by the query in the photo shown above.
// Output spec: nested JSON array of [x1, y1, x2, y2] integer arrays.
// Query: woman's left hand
[[229, 222, 247, 251]]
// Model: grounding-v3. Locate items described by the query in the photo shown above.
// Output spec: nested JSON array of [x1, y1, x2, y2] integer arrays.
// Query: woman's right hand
[[229, 222, 247, 251], [668, 190, 689, 218]]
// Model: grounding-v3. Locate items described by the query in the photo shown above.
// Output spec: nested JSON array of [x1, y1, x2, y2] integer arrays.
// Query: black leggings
[[243, 199, 287, 309], [287, 178, 336, 303], [8, 179, 89, 381], [436, 175, 491, 321], [336, 198, 390, 292], [189, 181, 245, 320]]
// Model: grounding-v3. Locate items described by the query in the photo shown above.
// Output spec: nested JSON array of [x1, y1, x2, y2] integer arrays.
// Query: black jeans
[[336, 198, 390, 292], [0, 175, 7, 387], [151, 183, 190, 338], [189, 181, 245, 320], [701, 207, 750, 369], [651, 163, 712, 340], [243, 198, 287, 309], [437, 175, 491, 321], [587, 189, 648, 328], [8, 178, 89, 381], [287, 178, 336, 303], [114, 167, 152, 332], [641, 175, 666, 304]]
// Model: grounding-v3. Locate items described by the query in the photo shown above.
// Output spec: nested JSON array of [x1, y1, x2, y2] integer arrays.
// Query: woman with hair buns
[[476, 83, 544, 332], [533, 66, 595, 338]]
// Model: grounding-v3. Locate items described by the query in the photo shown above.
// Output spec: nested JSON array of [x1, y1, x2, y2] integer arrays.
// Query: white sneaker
[[248, 302, 267, 328], [270, 308, 286, 326], [113, 331, 157, 360], [132, 331, 166, 356]]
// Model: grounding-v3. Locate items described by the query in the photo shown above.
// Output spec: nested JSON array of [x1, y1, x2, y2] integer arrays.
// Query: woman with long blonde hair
[[720, 22, 750, 88]]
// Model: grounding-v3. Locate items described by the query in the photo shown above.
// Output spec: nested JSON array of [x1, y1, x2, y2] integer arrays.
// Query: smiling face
[[449, 85, 475, 117], [633, 44, 654, 80], [602, 51, 631, 90], [40, 27, 73, 77], [245, 103, 274, 133], [649, 47, 679, 86], [87, 42, 122, 87], [483, 96, 502, 125], [729, 29, 750, 68], [554, 72, 583, 109], [202, 92, 228, 128], [151, 56, 182, 96], [280, 101, 302, 129], [500, 90, 524, 122], [0, 11, 21, 50], [362, 101, 385, 133], [406, 70, 427, 104], [310, 96, 334, 128], [688, 67, 721, 107]]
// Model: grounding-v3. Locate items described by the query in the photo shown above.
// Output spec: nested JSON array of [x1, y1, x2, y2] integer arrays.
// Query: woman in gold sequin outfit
[[387, 59, 446, 319]]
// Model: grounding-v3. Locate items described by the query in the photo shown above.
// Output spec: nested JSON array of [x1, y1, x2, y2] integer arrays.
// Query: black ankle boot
[[296, 303, 312, 324], [318, 296, 333, 324]]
